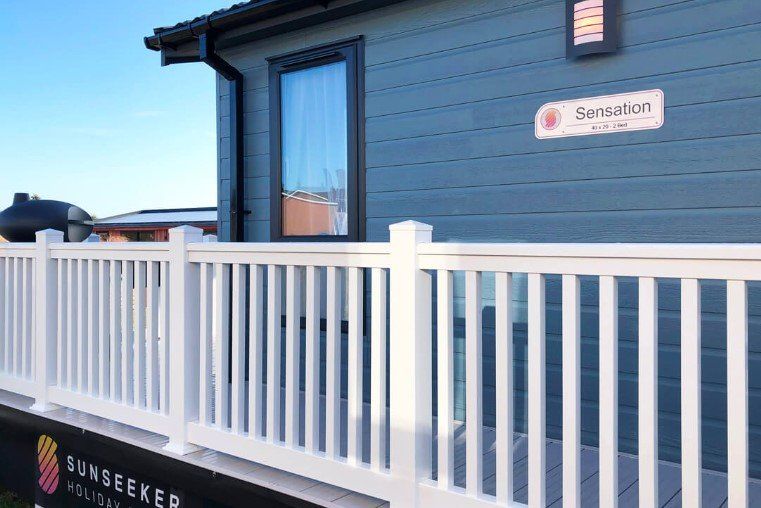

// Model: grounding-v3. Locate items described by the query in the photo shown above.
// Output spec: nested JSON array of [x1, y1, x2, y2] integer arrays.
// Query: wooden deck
[[434, 424, 760, 507], [3, 388, 758, 507]]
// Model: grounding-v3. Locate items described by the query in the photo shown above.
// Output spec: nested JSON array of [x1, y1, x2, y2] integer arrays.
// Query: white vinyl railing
[[46, 240, 172, 436], [186, 240, 393, 499], [0, 223, 754, 508], [0, 244, 35, 396]]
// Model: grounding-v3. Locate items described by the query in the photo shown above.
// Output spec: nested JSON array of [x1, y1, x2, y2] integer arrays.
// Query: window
[[268, 37, 364, 241]]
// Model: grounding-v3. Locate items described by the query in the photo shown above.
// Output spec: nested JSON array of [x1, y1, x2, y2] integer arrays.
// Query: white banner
[[535, 89, 664, 139]]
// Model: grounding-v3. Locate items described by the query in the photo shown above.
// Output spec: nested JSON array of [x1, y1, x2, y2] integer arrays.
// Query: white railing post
[[163, 225, 203, 454], [31, 229, 64, 412], [388, 220, 432, 507]]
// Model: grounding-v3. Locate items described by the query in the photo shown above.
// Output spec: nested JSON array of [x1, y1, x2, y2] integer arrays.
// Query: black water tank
[[0, 193, 93, 242]]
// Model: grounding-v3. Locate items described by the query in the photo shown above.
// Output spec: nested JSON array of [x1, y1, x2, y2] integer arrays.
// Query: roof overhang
[[145, 0, 406, 60]]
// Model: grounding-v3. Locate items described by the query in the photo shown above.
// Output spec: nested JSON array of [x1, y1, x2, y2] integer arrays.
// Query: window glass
[[280, 61, 348, 236]]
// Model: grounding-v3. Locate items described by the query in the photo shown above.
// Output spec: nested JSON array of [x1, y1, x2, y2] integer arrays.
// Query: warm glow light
[[575, 6, 604, 17], [574, 15, 604, 29], [574, 33, 605, 45], [574, 0, 603, 10], [567, 0, 617, 56], [574, 24, 604, 37], [573, 0, 605, 46]]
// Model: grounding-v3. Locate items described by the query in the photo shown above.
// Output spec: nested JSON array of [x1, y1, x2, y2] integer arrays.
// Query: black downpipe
[[199, 33, 247, 242]]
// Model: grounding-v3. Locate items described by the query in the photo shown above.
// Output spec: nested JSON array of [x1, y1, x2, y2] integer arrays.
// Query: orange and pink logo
[[37, 435, 59, 494], [540, 108, 561, 130]]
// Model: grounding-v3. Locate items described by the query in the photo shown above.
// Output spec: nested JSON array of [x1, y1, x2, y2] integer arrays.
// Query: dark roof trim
[[144, 0, 407, 52], [144, 0, 319, 51]]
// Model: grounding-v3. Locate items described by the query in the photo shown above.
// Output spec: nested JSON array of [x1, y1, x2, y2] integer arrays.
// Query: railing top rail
[[50, 241, 171, 252], [187, 241, 392, 268], [418, 242, 761, 281], [418, 242, 761, 261], [50, 241, 171, 262], [188, 241, 391, 254], [0, 242, 35, 249], [0, 243, 36, 258]]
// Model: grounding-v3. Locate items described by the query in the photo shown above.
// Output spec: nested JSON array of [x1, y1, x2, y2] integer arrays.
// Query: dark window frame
[[267, 36, 365, 242]]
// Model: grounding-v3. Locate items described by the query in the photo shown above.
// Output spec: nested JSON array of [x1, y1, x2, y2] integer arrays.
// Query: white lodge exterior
[[1, 1, 760, 507]]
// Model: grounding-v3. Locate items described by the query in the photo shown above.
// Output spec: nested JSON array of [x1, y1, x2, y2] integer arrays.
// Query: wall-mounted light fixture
[[566, 0, 618, 58]]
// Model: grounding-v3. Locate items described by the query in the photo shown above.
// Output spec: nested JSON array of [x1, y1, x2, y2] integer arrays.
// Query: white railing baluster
[[266, 264, 282, 443], [305, 265, 321, 453], [5, 257, 12, 374], [0, 257, 5, 373], [681, 278, 702, 507], [465, 270, 483, 497], [0, 258, 4, 373], [67, 257, 75, 390], [214, 263, 230, 430], [727, 280, 748, 508], [599, 275, 618, 507], [159, 260, 169, 415], [135, 261, 147, 408], [370, 267, 387, 471], [639, 277, 659, 507], [495, 271, 514, 504], [562, 274, 580, 508], [30, 258, 35, 380], [21, 258, 30, 379], [285, 265, 302, 448], [56, 259, 65, 386], [437, 269, 454, 489], [121, 260, 134, 404], [146, 261, 159, 410], [14, 257, 21, 376], [3, 258, 10, 374], [98, 260, 109, 399], [77, 258, 86, 391], [199, 263, 213, 426], [109, 260, 121, 402], [248, 264, 264, 439], [87, 259, 98, 396], [231, 264, 246, 435], [347, 266, 364, 465], [325, 266, 341, 458], [528, 272, 545, 508]]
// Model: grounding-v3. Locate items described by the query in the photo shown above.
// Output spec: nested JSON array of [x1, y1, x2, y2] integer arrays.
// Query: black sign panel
[[0, 404, 318, 508]]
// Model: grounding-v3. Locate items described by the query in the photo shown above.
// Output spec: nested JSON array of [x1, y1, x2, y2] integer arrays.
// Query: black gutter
[[198, 32, 247, 242]]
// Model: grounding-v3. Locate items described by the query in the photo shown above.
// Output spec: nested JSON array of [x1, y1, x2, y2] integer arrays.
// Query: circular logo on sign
[[37, 435, 60, 494], [540, 108, 561, 130]]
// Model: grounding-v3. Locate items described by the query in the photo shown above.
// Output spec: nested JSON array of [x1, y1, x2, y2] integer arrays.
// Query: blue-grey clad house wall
[[213, 0, 761, 475]]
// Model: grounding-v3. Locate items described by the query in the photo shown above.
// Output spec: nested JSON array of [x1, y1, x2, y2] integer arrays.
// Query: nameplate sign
[[535, 89, 664, 139]]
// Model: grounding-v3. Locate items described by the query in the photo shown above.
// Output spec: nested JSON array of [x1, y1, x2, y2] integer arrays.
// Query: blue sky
[[0, 1, 225, 218]]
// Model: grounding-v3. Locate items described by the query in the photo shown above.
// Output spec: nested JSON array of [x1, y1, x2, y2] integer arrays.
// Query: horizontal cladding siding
[[214, 0, 761, 475]]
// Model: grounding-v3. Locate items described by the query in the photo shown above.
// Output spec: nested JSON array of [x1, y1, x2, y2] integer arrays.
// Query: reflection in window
[[280, 61, 348, 236]]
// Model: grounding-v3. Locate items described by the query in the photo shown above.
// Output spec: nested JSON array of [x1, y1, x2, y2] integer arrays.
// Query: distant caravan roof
[[95, 207, 217, 228]]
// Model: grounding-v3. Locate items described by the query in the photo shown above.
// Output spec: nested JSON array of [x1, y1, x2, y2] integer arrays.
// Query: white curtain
[[281, 61, 348, 235]]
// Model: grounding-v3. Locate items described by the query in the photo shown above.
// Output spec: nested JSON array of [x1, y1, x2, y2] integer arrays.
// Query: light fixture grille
[[573, 0, 605, 45]]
